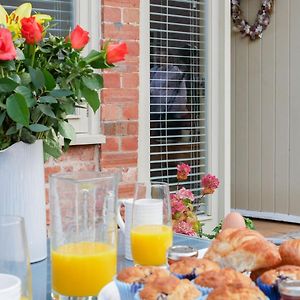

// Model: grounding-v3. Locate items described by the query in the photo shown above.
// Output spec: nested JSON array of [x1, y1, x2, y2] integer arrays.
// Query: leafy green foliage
[[202, 217, 255, 239], [0, 35, 111, 159]]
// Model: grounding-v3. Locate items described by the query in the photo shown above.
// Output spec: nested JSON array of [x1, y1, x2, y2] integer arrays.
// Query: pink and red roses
[[21, 16, 43, 45], [69, 25, 89, 50], [176, 163, 191, 181], [106, 42, 128, 64], [201, 174, 220, 195], [173, 221, 196, 236], [171, 163, 220, 237], [0, 28, 16, 60]]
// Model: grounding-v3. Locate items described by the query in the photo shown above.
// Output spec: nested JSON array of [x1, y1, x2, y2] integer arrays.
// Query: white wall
[[232, 0, 300, 219]]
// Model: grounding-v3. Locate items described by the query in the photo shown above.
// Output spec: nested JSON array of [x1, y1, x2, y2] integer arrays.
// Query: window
[[3, 0, 104, 145], [149, 0, 208, 214], [2, 0, 73, 37]]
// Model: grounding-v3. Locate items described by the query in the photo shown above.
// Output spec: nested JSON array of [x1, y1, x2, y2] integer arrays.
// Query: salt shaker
[[167, 245, 198, 265]]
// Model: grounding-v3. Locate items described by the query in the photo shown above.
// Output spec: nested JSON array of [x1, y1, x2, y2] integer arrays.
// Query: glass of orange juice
[[130, 182, 173, 267], [49, 172, 119, 300]]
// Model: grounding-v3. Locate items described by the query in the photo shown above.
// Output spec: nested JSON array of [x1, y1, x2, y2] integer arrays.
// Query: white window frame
[[138, 0, 231, 231], [69, 0, 105, 145]]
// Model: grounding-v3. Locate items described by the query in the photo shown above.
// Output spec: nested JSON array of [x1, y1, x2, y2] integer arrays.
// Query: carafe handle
[[117, 199, 126, 233]]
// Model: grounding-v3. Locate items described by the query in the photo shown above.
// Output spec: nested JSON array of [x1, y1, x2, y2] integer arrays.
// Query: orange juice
[[131, 224, 173, 266], [51, 242, 116, 296]]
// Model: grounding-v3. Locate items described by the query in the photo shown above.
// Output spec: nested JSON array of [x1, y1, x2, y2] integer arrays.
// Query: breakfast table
[[31, 234, 211, 300]]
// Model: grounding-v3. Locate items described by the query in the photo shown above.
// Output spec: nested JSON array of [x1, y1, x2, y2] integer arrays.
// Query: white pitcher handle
[[117, 199, 126, 233]]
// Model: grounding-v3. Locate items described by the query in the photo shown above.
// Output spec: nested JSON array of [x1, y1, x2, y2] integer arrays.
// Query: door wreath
[[231, 0, 274, 40]]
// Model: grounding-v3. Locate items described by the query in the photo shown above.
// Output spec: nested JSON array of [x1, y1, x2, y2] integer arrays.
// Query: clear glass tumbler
[[0, 215, 32, 300], [130, 182, 173, 267], [50, 172, 119, 300]]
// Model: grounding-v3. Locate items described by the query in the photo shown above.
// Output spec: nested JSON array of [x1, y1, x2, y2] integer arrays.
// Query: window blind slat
[[150, 0, 208, 214]]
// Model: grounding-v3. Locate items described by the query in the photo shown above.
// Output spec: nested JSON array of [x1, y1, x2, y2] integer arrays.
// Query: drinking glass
[[0, 216, 32, 300], [50, 171, 119, 300], [130, 182, 172, 266]]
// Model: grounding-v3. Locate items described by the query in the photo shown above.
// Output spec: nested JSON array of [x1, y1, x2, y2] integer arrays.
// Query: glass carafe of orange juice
[[50, 171, 119, 300], [130, 182, 173, 267]]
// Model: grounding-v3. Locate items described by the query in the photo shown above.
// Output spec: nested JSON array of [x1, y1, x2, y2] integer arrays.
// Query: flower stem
[[31, 45, 36, 67]]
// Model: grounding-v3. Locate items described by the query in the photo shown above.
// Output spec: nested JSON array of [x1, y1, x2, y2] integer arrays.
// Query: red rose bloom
[[0, 28, 16, 60], [21, 17, 43, 45], [106, 42, 128, 64], [69, 25, 89, 50]]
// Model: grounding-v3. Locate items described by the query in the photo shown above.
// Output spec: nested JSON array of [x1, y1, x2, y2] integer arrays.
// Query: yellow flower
[[0, 3, 51, 38]]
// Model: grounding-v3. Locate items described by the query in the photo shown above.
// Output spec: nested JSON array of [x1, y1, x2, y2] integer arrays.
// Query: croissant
[[204, 228, 281, 272], [279, 239, 300, 266]]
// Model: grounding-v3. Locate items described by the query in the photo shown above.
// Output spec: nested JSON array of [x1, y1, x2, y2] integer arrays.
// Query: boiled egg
[[222, 212, 246, 230]]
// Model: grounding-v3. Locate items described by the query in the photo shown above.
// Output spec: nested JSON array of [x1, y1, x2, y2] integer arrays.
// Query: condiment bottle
[[279, 280, 300, 300], [167, 245, 198, 265]]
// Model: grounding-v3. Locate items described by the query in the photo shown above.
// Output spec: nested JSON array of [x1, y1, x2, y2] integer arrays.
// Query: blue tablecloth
[[31, 234, 211, 299]]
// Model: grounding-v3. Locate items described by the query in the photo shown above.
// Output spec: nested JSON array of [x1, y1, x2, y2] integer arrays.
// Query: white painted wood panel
[[248, 0, 262, 212], [232, 0, 300, 218], [234, 9, 249, 211], [231, 32, 236, 210], [261, 9, 275, 213], [289, 0, 300, 216]]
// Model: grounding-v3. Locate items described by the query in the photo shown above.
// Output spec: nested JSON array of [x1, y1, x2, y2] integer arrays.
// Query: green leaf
[[43, 138, 62, 159], [29, 124, 50, 132], [31, 107, 41, 123], [244, 217, 255, 230], [84, 50, 102, 64], [39, 96, 57, 104], [42, 70, 56, 91], [82, 74, 103, 90], [6, 126, 17, 135], [0, 111, 5, 126], [84, 50, 109, 68], [20, 127, 36, 144], [29, 67, 45, 90], [6, 93, 29, 126], [81, 86, 100, 113], [20, 73, 31, 85], [49, 89, 73, 98], [38, 104, 56, 118], [15, 86, 35, 107], [1, 61, 16, 71], [63, 138, 71, 152], [58, 120, 75, 141], [0, 78, 18, 93], [9, 74, 21, 84], [60, 101, 75, 115]]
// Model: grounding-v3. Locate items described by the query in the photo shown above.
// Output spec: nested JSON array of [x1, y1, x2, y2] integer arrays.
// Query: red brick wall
[[101, 0, 139, 198], [44, 0, 140, 223]]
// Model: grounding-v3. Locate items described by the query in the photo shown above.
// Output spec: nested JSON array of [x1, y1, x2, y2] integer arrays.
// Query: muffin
[[207, 285, 268, 300], [115, 266, 169, 300], [250, 265, 282, 282], [169, 257, 220, 280], [257, 265, 300, 300], [137, 275, 202, 300], [194, 268, 254, 289], [280, 240, 300, 266]]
